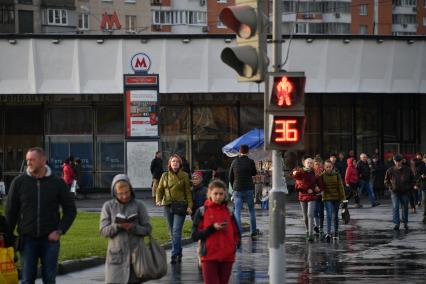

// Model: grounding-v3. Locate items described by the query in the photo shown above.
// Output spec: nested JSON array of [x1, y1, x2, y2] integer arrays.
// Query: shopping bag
[[0, 182, 5, 197], [0, 247, 18, 284], [70, 180, 78, 194], [132, 235, 167, 281], [341, 200, 350, 224]]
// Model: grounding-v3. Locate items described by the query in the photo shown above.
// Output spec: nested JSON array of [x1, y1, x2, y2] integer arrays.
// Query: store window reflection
[[323, 94, 352, 155], [240, 105, 263, 134], [356, 95, 379, 156], [49, 108, 92, 134], [160, 106, 190, 163], [192, 105, 237, 171], [3, 107, 43, 188], [304, 95, 321, 155]]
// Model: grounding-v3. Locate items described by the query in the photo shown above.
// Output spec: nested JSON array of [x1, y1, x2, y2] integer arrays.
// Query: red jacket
[[192, 200, 240, 262], [62, 163, 75, 185], [290, 168, 320, 202], [345, 158, 359, 185]]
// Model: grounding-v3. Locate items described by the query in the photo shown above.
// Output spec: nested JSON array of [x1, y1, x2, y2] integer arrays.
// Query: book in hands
[[115, 213, 138, 224]]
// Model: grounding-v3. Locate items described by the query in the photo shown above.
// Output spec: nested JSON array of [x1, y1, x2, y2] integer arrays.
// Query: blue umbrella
[[222, 128, 264, 157]]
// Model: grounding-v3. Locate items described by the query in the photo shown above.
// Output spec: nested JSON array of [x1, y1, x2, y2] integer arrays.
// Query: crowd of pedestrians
[[289, 149, 426, 244], [1, 145, 426, 284]]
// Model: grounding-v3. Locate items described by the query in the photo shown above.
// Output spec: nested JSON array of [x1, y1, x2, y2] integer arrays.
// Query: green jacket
[[156, 169, 193, 209], [319, 171, 346, 201]]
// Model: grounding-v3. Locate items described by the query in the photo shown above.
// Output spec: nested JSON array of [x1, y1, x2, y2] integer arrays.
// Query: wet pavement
[[48, 197, 426, 283]]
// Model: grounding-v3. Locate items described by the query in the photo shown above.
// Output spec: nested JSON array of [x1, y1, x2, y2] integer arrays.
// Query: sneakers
[[354, 203, 363, 209], [170, 256, 177, 264], [372, 202, 380, 207], [314, 226, 320, 235], [251, 229, 261, 238], [333, 232, 339, 240], [325, 233, 331, 242]]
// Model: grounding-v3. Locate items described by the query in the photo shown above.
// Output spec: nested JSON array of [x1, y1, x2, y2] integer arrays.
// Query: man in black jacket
[[384, 154, 415, 231], [416, 154, 426, 224], [150, 151, 163, 201], [357, 153, 380, 207], [229, 144, 259, 238], [6, 147, 77, 284]]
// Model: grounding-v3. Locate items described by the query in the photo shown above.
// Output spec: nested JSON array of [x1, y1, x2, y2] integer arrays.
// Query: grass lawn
[[59, 212, 192, 261]]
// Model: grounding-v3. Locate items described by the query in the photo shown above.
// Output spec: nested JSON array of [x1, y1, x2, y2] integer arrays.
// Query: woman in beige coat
[[100, 174, 152, 284]]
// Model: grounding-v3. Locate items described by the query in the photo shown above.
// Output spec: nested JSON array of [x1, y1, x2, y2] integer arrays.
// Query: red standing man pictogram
[[276, 76, 294, 107]]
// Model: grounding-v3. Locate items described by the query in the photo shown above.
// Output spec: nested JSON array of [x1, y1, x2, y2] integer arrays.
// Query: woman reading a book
[[100, 174, 152, 284], [156, 154, 193, 264]]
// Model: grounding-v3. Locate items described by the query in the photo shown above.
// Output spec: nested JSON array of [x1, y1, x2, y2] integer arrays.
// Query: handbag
[[0, 247, 18, 284], [341, 200, 350, 224], [132, 235, 167, 281]]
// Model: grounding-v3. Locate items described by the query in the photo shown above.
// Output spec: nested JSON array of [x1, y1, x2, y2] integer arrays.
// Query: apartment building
[[150, 0, 209, 33], [281, 0, 425, 35]]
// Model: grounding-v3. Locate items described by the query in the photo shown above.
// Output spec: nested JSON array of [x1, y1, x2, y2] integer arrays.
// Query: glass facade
[[0, 92, 421, 191]]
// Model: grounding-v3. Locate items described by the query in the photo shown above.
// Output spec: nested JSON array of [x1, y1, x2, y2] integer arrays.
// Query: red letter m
[[100, 11, 122, 30], [135, 57, 147, 68]]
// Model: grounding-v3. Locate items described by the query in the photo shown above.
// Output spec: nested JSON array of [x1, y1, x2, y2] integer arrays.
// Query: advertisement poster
[[126, 90, 158, 137], [126, 141, 158, 189]]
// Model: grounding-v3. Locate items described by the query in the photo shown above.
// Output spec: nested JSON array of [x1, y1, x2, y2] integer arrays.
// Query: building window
[[295, 23, 307, 34], [125, 15, 136, 31], [359, 25, 368, 34], [78, 13, 89, 30], [217, 17, 226, 28], [217, 0, 227, 3], [153, 10, 206, 26], [46, 9, 68, 25], [359, 4, 368, 16], [0, 5, 15, 24], [125, 0, 136, 3]]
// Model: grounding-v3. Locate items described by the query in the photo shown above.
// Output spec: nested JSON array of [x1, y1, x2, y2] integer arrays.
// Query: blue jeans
[[164, 206, 186, 258], [358, 180, 376, 206], [391, 192, 409, 226], [324, 201, 340, 234], [314, 199, 324, 228], [233, 190, 257, 234], [21, 235, 60, 284]]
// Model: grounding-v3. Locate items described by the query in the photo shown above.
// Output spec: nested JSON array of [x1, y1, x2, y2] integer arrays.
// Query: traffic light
[[219, 0, 268, 83], [264, 72, 306, 150]]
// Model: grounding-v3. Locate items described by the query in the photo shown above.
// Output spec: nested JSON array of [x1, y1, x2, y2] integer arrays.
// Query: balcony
[[322, 12, 351, 23], [392, 23, 417, 33], [392, 6, 417, 15], [41, 0, 75, 9]]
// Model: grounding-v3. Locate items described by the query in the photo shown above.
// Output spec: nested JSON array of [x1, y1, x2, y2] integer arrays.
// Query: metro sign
[[100, 11, 122, 30], [131, 53, 152, 74]]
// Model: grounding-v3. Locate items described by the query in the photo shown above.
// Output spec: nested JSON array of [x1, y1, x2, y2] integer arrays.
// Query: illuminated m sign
[[100, 11, 122, 30]]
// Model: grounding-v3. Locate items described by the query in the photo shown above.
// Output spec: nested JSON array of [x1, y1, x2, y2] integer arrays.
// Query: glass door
[[46, 135, 93, 190]]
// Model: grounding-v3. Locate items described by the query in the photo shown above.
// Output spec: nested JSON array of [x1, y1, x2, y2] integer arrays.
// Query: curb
[[56, 238, 195, 275], [57, 226, 249, 275]]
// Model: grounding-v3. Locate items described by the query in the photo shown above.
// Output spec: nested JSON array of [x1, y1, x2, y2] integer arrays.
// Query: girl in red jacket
[[192, 179, 241, 284], [290, 157, 321, 241], [345, 157, 362, 208]]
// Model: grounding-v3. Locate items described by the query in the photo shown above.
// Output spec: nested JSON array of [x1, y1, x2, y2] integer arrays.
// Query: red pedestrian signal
[[264, 72, 306, 150]]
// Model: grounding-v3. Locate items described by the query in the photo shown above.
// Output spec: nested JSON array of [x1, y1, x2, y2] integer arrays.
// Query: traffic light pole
[[269, 0, 286, 284]]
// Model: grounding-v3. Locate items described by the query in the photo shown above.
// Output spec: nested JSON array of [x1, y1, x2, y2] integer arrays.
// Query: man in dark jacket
[[150, 151, 163, 201], [384, 154, 415, 231], [6, 147, 77, 284], [357, 153, 380, 207], [229, 144, 259, 238], [416, 154, 426, 224], [335, 152, 347, 180]]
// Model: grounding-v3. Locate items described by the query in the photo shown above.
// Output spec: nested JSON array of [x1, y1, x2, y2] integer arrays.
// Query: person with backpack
[[192, 180, 240, 284]]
